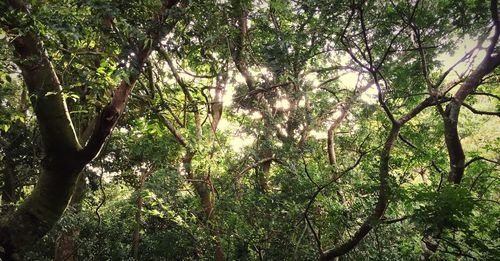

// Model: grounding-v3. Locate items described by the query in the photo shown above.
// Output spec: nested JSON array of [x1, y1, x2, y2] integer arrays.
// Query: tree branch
[[470, 92, 500, 100], [462, 103, 500, 116], [464, 156, 500, 169], [320, 124, 401, 260], [157, 112, 188, 148], [235, 157, 277, 179]]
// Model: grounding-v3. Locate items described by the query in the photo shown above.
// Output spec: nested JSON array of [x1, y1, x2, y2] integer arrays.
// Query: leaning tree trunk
[[54, 113, 97, 261]]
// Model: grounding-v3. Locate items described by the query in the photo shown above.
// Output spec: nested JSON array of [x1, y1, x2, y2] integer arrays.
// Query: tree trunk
[[183, 154, 225, 261], [198, 187, 225, 261], [0, 154, 85, 259], [131, 193, 144, 260], [54, 169, 87, 261], [256, 134, 273, 193], [131, 167, 153, 260], [320, 124, 401, 260], [1, 154, 17, 208]]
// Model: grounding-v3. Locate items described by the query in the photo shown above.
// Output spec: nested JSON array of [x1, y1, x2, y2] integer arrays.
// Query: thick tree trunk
[[1, 156, 85, 259], [54, 114, 96, 261], [54, 171, 87, 261], [0, 28, 102, 254], [0, 10, 100, 256]]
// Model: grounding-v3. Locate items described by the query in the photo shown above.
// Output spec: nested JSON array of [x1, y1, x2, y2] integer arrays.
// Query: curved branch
[[464, 156, 500, 169], [462, 103, 500, 116], [319, 124, 400, 260], [157, 48, 203, 138], [230, 0, 255, 91], [235, 157, 277, 181], [471, 92, 500, 100], [320, 94, 440, 260], [327, 79, 374, 166], [443, 2, 500, 183]]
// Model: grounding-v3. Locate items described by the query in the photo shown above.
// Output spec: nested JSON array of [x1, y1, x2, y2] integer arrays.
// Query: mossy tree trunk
[[54, 173, 87, 261]]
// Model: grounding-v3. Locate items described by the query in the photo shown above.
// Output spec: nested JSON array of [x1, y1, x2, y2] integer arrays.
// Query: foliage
[[1, 0, 499, 260]]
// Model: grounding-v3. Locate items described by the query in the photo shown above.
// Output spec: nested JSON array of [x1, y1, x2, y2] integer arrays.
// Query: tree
[[0, 0, 183, 258]]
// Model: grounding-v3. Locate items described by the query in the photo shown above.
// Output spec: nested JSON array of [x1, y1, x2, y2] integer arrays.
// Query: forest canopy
[[0, 0, 499, 260]]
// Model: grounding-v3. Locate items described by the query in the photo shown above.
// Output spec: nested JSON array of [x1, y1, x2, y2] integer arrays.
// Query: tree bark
[[443, 54, 500, 184], [54, 118, 96, 261], [443, 0, 499, 184]]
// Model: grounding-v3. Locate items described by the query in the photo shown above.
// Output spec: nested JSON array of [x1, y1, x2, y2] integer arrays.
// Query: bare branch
[[235, 157, 277, 179], [464, 156, 500, 169], [398, 134, 418, 150], [302, 157, 320, 188], [382, 216, 409, 224], [462, 103, 500, 116], [305, 214, 323, 254], [157, 113, 188, 148], [435, 46, 480, 89], [373, 74, 397, 124], [157, 48, 203, 138], [470, 92, 500, 100]]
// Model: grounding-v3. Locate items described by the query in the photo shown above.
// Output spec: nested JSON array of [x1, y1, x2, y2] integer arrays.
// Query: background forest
[[0, 0, 499, 260]]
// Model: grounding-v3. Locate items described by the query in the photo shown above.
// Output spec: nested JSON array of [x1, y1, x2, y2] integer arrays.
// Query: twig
[[302, 156, 319, 188]]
